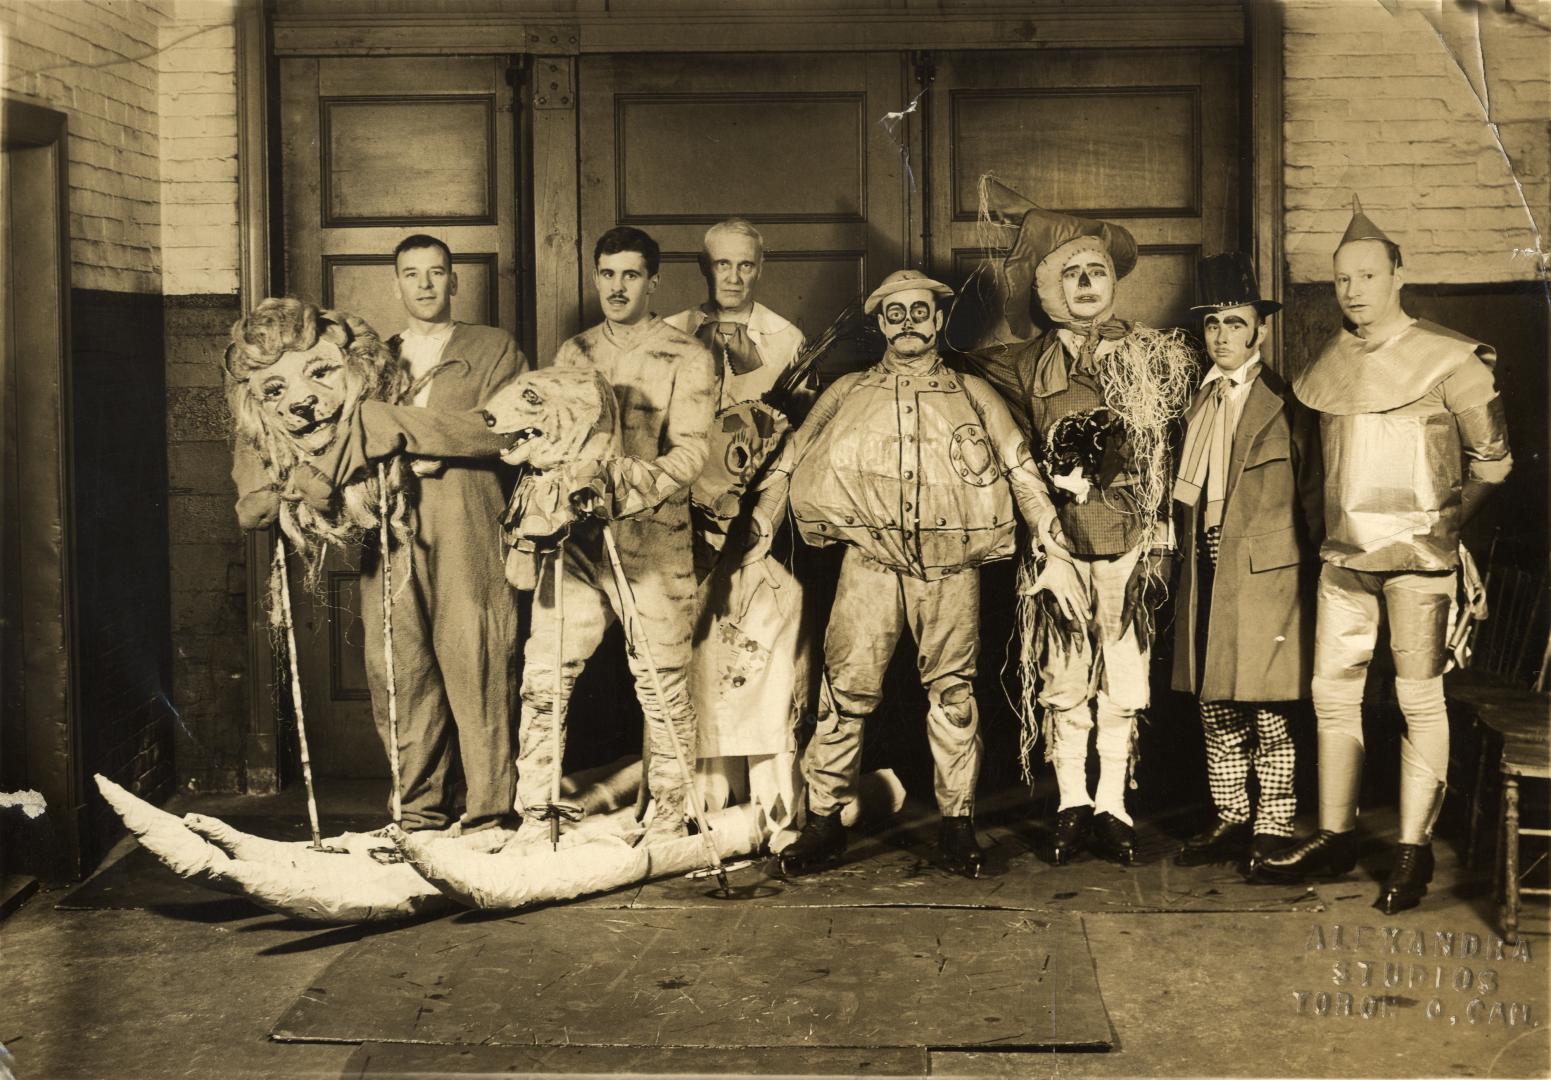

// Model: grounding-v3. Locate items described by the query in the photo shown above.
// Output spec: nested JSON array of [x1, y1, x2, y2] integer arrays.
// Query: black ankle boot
[[1176, 818, 1252, 867], [1050, 806, 1093, 865], [938, 816, 985, 879], [1374, 842, 1434, 915], [1250, 829, 1357, 883], [775, 811, 846, 877], [1091, 812, 1137, 866]]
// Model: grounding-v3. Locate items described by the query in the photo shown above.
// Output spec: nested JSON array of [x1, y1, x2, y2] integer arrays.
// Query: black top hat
[[1191, 252, 1281, 317]]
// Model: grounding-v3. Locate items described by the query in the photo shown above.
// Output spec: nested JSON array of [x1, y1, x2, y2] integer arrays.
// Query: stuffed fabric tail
[[397, 804, 768, 911], [93, 774, 245, 896]]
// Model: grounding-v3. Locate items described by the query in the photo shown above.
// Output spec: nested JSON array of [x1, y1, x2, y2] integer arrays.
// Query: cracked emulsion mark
[[0, 790, 46, 819], [878, 90, 927, 194], [1414, 3, 1547, 271]]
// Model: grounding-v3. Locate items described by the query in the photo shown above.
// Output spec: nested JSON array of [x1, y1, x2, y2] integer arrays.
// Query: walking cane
[[377, 464, 403, 826], [598, 522, 730, 894], [549, 540, 565, 849], [272, 535, 342, 852]]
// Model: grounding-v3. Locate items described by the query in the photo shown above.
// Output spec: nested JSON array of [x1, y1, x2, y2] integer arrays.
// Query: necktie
[[695, 319, 765, 377]]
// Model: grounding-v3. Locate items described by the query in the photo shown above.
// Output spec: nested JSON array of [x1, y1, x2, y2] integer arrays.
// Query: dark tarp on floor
[[274, 906, 1112, 1050]]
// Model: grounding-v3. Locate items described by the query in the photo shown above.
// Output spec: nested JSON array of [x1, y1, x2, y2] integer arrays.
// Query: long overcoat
[[1171, 366, 1323, 703]]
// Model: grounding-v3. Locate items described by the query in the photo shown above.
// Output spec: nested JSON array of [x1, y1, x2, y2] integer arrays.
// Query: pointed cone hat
[[1338, 195, 1394, 249]]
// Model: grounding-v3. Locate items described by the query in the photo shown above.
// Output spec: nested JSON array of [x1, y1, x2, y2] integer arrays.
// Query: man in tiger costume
[[514, 226, 718, 845]]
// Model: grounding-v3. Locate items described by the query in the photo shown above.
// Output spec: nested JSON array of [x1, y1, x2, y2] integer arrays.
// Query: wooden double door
[[277, 47, 1243, 779]]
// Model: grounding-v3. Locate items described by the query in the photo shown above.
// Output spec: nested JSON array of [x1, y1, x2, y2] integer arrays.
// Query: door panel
[[278, 54, 518, 778], [929, 49, 1241, 345], [579, 53, 916, 341]]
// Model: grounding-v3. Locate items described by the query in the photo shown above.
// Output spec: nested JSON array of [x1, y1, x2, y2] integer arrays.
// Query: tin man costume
[[970, 208, 1194, 867], [753, 269, 1061, 879], [1170, 253, 1322, 870], [1255, 200, 1512, 914]]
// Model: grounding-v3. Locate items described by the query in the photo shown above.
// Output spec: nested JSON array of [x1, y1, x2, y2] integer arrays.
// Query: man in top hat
[[970, 208, 1194, 867], [1255, 199, 1512, 914], [1171, 253, 1323, 871], [750, 269, 1067, 878], [666, 218, 813, 853]]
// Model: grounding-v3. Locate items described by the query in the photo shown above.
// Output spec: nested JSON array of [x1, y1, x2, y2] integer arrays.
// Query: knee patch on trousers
[[929, 680, 976, 729]]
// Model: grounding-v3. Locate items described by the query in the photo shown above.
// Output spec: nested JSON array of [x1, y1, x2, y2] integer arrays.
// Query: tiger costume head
[[480, 366, 620, 474]]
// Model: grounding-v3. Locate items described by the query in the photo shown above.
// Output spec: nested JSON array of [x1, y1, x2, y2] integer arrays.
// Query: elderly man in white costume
[[667, 218, 813, 853]]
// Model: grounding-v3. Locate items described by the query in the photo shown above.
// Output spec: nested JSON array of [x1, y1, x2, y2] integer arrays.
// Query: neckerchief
[[695, 318, 765, 377], [1028, 318, 1130, 398]]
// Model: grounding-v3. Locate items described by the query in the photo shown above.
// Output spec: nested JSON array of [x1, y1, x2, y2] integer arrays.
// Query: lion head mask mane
[[225, 297, 414, 574]]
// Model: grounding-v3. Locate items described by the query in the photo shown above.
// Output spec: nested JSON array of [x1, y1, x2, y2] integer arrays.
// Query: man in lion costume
[[227, 293, 525, 835]]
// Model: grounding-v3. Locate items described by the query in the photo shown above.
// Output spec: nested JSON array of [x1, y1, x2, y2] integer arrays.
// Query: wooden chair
[[1448, 539, 1550, 944]]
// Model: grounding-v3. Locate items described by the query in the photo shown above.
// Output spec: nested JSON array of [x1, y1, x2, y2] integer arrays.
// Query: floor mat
[[274, 906, 1111, 1050], [342, 1042, 931, 1077], [56, 813, 382, 911]]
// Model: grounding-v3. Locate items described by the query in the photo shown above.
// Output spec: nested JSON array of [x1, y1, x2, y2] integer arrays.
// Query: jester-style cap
[[1191, 252, 1281, 317], [1338, 195, 1396, 250]]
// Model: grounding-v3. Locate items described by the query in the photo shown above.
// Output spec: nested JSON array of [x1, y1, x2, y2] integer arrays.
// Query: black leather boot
[[1248, 833, 1294, 865], [1175, 818, 1252, 867], [1374, 842, 1434, 915], [938, 816, 985, 879], [1050, 805, 1093, 865], [775, 811, 847, 877], [1250, 829, 1357, 883], [1091, 811, 1137, 866]]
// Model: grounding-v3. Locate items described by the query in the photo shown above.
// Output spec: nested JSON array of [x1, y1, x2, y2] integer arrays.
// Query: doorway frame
[[242, 0, 1284, 788], [2, 96, 83, 879]]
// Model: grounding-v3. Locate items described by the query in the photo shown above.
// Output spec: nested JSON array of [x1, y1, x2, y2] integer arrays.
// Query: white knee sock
[[1094, 694, 1135, 825], [1395, 676, 1449, 844], [1051, 705, 1094, 811], [1312, 674, 1366, 832]]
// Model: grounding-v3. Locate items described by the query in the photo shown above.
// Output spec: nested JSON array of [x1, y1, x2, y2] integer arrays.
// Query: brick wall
[[1283, 0, 1550, 285], [158, 0, 240, 296], [1, 0, 168, 294], [155, 0, 249, 793]]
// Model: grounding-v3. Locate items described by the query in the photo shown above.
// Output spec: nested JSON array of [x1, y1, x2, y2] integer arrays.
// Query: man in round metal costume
[[752, 269, 1068, 879]]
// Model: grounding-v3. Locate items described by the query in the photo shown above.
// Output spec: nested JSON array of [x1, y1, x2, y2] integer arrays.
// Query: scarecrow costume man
[[1170, 253, 1322, 871], [1256, 201, 1512, 914], [514, 226, 718, 845], [970, 208, 1194, 867], [230, 237, 525, 835], [667, 218, 814, 854], [753, 269, 1063, 879]]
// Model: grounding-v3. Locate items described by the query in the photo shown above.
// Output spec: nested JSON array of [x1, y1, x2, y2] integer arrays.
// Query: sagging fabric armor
[[789, 368, 1017, 579]]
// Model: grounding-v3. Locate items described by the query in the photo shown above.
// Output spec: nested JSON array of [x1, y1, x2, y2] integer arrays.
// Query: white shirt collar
[[402, 320, 456, 342], [1201, 352, 1263, 389]]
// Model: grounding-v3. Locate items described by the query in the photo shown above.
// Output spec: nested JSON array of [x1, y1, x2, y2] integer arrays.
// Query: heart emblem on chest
[[950, 424, 998, 487]]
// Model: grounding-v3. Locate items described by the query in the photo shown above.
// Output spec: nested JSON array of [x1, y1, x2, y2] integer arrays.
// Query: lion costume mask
[[224, 298, 414, 575]]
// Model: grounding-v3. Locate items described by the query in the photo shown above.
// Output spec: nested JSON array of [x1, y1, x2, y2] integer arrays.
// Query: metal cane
[[599, 522, 730, 893]]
